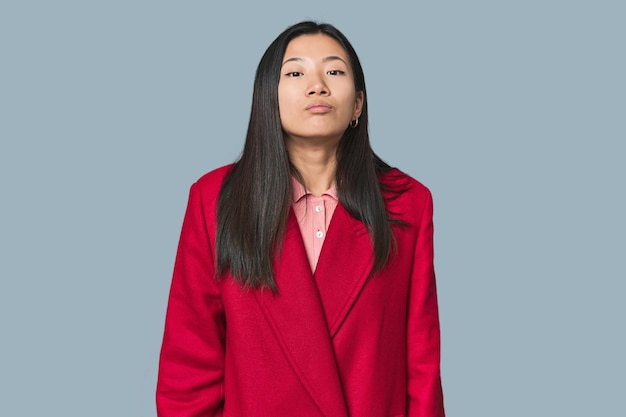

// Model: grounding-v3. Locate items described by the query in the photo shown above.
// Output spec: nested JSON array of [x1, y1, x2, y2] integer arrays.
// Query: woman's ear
[[353, 91, 364, 119]]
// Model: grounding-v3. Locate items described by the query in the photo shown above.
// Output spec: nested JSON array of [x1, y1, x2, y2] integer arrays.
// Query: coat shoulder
[[191, 164, 234, 203], [185, 164, 235, 225], [380, 168, 433, 202], [194, 164, 234, 193], [379, 168, 434, 228]]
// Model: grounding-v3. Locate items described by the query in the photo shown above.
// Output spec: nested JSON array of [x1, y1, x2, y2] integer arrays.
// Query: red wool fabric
[[156, 165, 445, 417]]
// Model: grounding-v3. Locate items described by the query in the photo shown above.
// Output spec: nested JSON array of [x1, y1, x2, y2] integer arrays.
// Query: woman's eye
[[285, 71, 303, 77], [327, 70, 345, 76]]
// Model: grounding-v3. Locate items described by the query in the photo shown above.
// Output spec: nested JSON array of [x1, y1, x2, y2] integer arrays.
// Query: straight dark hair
[[216, 21, 400, 291]]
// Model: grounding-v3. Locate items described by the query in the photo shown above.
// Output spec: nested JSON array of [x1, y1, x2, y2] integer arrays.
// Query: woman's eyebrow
[[282, 57, 303, 66], [322, 55, 348, 65], [282, 56, 348, 66]]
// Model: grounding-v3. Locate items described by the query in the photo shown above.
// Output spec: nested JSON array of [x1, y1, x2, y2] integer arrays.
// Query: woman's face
[[278, 34, 363, 147]]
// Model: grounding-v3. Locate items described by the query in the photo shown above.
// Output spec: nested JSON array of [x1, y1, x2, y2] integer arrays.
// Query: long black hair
[[216, 21, 398, 291]]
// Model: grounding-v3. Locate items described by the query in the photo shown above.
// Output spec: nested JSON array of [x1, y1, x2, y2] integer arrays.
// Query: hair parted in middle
[[216, 21, 404, 291]]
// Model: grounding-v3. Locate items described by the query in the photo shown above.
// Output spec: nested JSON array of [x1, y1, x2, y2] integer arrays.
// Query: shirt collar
[[291, 176, 338, 203]]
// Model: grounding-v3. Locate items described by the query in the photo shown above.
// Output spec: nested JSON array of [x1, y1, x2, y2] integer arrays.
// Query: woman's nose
[[307, 77, 329, 96]]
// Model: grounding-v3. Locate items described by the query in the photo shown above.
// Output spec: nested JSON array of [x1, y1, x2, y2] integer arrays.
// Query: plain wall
[[1, 1, 624, 415]]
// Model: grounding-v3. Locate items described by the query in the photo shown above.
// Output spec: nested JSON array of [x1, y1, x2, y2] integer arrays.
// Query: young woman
[[157, 21, 445, 417]]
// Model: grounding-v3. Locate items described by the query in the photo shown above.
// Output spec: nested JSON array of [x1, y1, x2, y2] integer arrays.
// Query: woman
[[157, 21, 445, 417]]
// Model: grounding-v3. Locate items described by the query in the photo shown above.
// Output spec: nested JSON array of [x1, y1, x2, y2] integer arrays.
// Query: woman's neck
[[287, 141, 337, 197]]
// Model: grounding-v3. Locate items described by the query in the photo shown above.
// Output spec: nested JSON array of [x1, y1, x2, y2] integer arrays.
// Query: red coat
[[157, 165, 444, 417]]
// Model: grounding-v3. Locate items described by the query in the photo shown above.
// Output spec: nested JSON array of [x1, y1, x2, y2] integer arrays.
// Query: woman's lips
[[306, 103, 333, 113]]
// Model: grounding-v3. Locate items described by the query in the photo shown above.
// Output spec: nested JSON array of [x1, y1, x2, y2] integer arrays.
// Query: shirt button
[[316, 230, 324, 239], [315, 205, 323, 213]]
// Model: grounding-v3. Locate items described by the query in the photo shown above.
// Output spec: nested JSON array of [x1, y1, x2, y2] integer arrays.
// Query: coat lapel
[[314, 204, 374, 337], [253, 209, 348, 417]]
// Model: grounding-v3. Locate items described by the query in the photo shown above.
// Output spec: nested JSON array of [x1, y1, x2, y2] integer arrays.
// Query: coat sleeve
[[406, 188, 445, 416], [156, 182, 225, 416]]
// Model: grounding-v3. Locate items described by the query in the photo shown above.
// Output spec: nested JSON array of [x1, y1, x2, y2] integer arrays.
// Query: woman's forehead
[[283, 34, 349, 63]]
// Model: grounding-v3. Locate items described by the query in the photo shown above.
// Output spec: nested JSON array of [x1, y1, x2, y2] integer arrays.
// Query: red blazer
[[157, 165, 444, 417]]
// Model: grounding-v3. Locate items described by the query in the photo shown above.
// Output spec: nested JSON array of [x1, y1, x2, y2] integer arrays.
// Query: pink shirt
[[291, 177, 339, 273]]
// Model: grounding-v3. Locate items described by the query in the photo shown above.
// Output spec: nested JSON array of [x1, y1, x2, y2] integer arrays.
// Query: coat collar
[[253, 206, 373, 417], [314, 203, 373, 337]]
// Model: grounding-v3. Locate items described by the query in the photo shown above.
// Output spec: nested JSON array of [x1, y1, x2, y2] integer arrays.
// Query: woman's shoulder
[[193, 164, 235, 190], [380, 167, 433, 225], [380, 167, 432, 200], [183, 164, 236, 210]]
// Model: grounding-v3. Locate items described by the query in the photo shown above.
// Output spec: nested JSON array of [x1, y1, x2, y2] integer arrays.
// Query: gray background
[[1, 1, 624, 416]]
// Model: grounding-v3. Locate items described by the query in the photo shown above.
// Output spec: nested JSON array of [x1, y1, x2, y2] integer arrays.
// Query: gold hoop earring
[[350, 118, 359, 128]]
